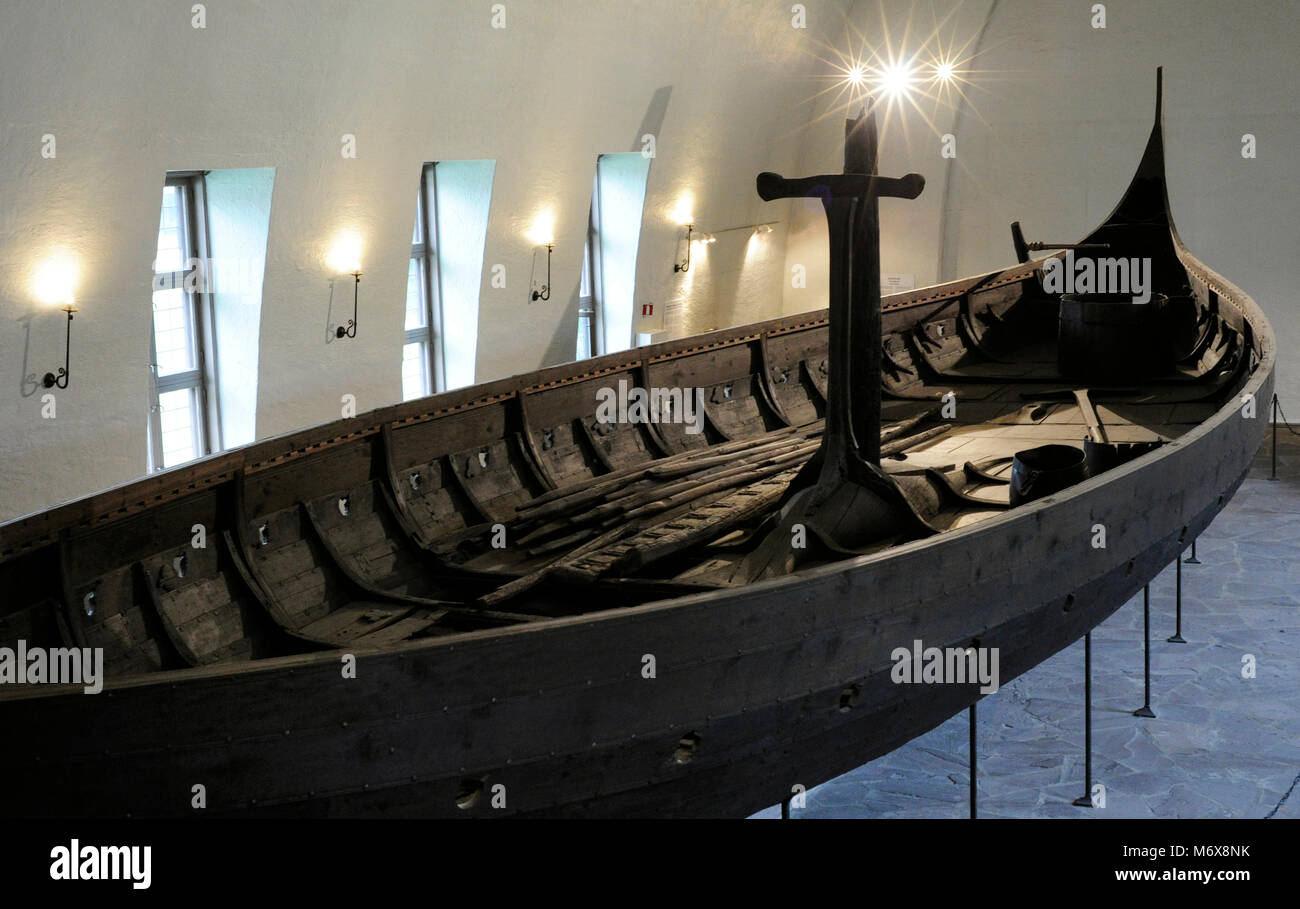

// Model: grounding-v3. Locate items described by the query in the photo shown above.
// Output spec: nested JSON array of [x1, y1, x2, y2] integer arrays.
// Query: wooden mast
[[738, 101, 931, 578], [756, 103, 923, 477]]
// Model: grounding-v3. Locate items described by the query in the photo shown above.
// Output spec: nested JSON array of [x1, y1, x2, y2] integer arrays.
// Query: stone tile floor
[[753, 434, 1300, 819]]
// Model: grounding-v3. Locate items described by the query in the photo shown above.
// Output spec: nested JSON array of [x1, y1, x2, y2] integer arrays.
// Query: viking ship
[[0, 70, 1273, 817]]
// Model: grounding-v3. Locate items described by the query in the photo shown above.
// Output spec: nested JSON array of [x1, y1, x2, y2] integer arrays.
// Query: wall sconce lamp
[[335, 270, 362, 339], [531, 243, 553, 302], [674, 223, 695, 273], [42, 302, 79, 389]]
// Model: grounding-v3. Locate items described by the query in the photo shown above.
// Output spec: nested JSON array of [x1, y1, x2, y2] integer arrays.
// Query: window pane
[[152, 288, 196, 376], [155, 185, 187, 274], [577, 311, 592, 360], [412, 190, 423, 245], [404, 259, 425, 331], [402, 342, 428, 401], [580, 231, 592, 299], [158, 386, 200, 468]]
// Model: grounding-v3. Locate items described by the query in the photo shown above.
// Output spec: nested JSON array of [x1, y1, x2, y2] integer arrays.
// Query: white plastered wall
[[0, 0, 852, 521], [784, 0, 1298, 412]]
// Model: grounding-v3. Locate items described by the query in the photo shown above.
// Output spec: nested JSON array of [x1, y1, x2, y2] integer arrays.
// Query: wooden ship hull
[[0, 72, 1274, 818]]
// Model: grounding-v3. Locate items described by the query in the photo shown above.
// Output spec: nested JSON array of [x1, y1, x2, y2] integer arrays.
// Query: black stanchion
[[1072, 632, 1093, 808], [969, 701, 977, 819], [1271, 393, 1279, 481], [780, 796, 790, 819], [1167, 554, 1186, 644], [1184, 539, 1200, 564], [1134, 585, 1156, 718]]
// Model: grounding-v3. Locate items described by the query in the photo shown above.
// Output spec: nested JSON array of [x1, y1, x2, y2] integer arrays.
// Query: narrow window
[[402, 160, 496, 398], [148, 174, 215, 470], [576, 207, 599, 360], [204, 167, 274, 449], [585, 153, 651, 357], [403, 164, 436, 402]]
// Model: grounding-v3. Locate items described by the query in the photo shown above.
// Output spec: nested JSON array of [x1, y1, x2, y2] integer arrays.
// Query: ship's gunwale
[[0, 230, 1273, 705]]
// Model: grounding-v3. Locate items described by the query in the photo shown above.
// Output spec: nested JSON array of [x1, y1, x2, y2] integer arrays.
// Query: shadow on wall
[[16, 315, 41, 399], [541, 281, 586, 370], [538, 86, 672, 368]]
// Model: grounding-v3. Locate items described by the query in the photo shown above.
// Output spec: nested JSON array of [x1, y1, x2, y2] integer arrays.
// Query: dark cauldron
[[1057, 292, 1171, 381], [1010, 444, 1089, 506]]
